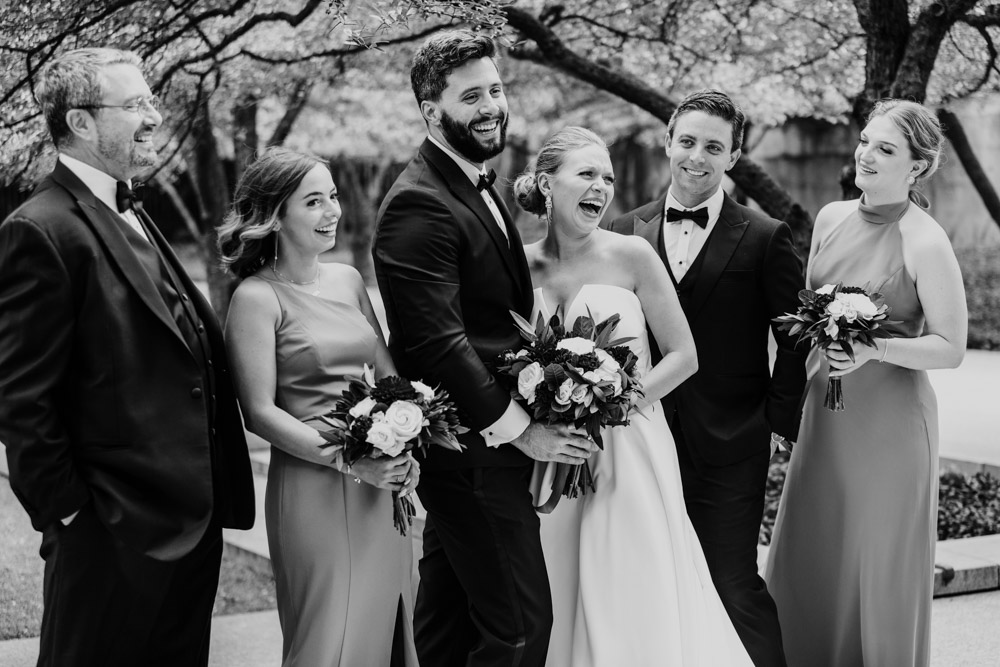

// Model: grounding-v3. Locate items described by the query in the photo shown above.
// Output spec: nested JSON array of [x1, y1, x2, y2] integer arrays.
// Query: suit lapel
[[419, 141, 524, 291], [687, 193, 749, 319], [136, 205, 223, 345], [629, 196, 678, 286], [51, 164, 188, 349]]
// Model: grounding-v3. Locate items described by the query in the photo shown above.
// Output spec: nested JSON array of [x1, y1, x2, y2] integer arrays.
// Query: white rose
[[410, 380, 435, 402], [595, 348, 621, 374], [815, 284, 837, 295], [571, 383, 593, 406], [840, 293, 878, 318], [554, 378, 575, 405], [557, 337, 595, 355], [826, 299, 846, 317], [366, 421, 404, 456], [517, 362, 544, 403], [348, 396, 377, 418], [383, 400, 425, 441], [584, 368, 622, 396]]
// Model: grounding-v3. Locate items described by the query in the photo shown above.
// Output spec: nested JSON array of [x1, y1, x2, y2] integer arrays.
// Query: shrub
[[759, 455, 1000, 544], [938, 469, 1000, 540], [955, 244, 1000, 351]]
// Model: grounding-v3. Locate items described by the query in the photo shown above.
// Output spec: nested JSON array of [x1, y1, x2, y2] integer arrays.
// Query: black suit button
[[181, 294, 189, 301], [197, 324, 205, 333], [211, 428, 217, 437], [191, 387, 203, 399]]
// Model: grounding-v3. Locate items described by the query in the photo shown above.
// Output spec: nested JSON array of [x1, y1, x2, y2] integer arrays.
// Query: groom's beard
[[440, 109, 508, 164]]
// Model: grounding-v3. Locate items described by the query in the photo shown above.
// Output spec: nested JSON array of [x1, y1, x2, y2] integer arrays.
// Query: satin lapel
[[420, 141, 522, 287], [630, 196, 677, 286], [491, 184, 533, 316], [687, 194, 749, 320], [51, 164, 187, 347], [136, 206, 223, 345]]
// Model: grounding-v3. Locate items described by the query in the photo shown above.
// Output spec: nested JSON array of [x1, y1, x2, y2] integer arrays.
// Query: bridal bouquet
[[313, 365, 467, 535], [495, 307, 643, 507], [773, 283, 896, 411]]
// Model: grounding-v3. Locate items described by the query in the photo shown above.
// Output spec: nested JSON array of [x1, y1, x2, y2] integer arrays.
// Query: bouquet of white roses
[[313, 365, 466, 535], [773, 283, 896, 411], [496, 306, 642, 510]]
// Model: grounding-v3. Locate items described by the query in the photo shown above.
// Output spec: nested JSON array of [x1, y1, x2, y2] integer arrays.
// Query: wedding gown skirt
[[532, 284, 752, 667]]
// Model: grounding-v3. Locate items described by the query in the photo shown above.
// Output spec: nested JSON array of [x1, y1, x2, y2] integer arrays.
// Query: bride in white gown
[[512, 127, 753, 667]]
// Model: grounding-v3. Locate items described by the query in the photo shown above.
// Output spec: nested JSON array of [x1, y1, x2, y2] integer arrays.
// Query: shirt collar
[[58, 154, 131, 214], [664, 185, 725, 225], [428, 135, 489, 186]]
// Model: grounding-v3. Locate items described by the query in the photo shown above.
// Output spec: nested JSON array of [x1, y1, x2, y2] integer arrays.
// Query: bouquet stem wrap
[[825, 375, 844, 412]]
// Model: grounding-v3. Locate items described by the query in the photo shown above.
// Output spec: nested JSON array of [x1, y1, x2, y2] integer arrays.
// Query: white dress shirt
[[425, 135, 528, 446], [662, 186, 725, 282], [59, 154, 149, 243]]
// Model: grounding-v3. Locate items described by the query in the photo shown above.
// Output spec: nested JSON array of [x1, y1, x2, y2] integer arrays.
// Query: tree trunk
[[190, 94, 235, 321], [938, 108, 1000, 229], [267, 79, 313, 147], [233, 92, 260, 185]]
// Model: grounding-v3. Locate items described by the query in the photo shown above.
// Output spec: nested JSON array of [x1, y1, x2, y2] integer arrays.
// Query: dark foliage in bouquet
[[313, 365, 467, 534], [773, 283, 897, 411], [496, 306, 643, 507]]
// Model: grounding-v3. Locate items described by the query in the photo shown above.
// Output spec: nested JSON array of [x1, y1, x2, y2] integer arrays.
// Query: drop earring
[[544, 194, 553, 224]]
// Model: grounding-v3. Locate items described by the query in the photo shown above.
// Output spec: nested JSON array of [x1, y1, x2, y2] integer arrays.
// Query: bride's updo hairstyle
[[513, 126, 608, 216], [218, 147, 329, 278], [866, 100, 945, 208]]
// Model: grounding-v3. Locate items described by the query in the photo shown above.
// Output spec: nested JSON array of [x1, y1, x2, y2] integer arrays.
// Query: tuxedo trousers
[[673, 418, 788, 667], [414, 464, 552, 667], [36, 501, 223, 667]]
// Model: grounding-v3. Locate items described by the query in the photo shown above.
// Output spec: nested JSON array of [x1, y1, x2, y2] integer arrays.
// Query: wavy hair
[[512, 126, 608, 217], [410, 30, 498, 105], [35, 48, 143, 148], [217, 147, 329, 279]]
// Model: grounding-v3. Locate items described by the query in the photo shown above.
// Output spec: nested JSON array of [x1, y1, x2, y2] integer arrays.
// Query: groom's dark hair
[[665, 89, 746, 152], [410, 30, 498, 105]]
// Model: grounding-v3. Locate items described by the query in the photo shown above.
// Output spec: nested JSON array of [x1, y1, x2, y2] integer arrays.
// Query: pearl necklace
[[272, 260, 321, 296]]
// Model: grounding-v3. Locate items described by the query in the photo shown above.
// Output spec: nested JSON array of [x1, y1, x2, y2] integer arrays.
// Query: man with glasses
[[0, 48, 254, 666]]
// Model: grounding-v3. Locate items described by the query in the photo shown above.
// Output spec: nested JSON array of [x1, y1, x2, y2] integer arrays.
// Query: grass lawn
[[0, 480, 276, 641]]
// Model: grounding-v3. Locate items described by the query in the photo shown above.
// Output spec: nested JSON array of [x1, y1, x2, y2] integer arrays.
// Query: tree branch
[[502, 4, 810, 244]]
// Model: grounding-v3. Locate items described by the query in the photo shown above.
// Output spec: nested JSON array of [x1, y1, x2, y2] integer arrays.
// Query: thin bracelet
[[346, 464, 361, 484], [880, 339, 890, 363]]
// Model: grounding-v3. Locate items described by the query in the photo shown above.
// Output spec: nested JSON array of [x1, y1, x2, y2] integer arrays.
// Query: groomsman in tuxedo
[[605, 89, 808, 666], [0, 48, 254, 666], [373, 30, 594, 667]]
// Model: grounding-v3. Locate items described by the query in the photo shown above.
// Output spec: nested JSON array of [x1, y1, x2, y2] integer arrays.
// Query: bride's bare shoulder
[[599, 228, 658, 262]]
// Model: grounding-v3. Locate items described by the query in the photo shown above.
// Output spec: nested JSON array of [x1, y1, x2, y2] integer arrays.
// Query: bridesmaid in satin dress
[[219, 147, 419, 666], [764, 101, 967, 666]]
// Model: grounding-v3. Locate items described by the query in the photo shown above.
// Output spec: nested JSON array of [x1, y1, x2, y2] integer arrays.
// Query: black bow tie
[[116, 181, 139, 213], [665, 206, 709, 228], [477, 169, 497, 192]]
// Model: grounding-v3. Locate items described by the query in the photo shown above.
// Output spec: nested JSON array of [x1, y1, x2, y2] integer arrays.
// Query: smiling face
[[854, 114, 925, 203], [540, 144, 615, 236], [83, 64, 162, 181], [423, 57, 508, 164], [665, 110, 740, 208], [276, 164, 341, 258]]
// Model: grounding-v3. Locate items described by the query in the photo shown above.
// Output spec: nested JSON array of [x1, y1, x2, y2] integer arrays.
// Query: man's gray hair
[[35, 47, 143, 148]]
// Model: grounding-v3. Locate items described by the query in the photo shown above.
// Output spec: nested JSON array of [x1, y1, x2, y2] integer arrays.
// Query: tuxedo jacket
[[0, 162, 254, 560], [373, 139, 533, 470], [606, 193, 808, 466]]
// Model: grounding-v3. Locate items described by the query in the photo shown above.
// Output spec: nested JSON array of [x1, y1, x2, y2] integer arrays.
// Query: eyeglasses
[[76, 95, 161, 114]]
